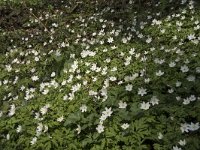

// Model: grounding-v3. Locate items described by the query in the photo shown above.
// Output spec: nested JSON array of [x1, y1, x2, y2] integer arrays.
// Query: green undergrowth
[[0, 0, 200, 150]]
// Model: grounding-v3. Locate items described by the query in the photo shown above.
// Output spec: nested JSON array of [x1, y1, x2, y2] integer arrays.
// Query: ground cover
[[0, 0, 200, 149]]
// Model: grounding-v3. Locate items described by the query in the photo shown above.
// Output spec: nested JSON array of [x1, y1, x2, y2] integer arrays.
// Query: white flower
[[100, 114, 107, 121], [180, 123, 189, 133], [81, 50, 96, 58], [178, 139, 186, 146], [80, 105, 87, 112], [129, 48, 135, 55], [196, 67, 200, 73], [83, 80, 88, 85], [125, 84, 133, 91], [124, 57, 131, 66], [68, 92, 75, 100], [138, 33, 144, 38], [89, 90, 98, 96], [63, 95, 68, 101], [40, 104, 50, 115], [172, 145, 182, 150], [107, 37, 114, 43], [188, 122, 199, 131], [42, 89, 49, 95], [189, 95, 196, 101], [176, 21, 183, 27], [181, 0, 187, 4], [102, 48, 108, 52], [52, 23, 58, 28], [0, 111, 3, 117], [70, 60, 78, 73], [31, 75, 39, 81], [118, 101, 127, 109], [187, 75, 195, 81], [70, 54, 75, 59], [118, 81, 123, 85], [57, 116, 64, 122], [150, 96, 159, 106], [176, 96, 181, 101], [76, 125, 81, 134], [44, 125, 48, 132], [109, 76, 117, 81], [8, 104, 16, 117], [121, 123, 129, 129], [61, 42, 66, 47], [160, 29, 165, 33], [146, 37, 152, 43], [30, 137, 37, 145], [144, 78, 150, 83], [152, 19, 162, 25], [158, 132, 163, 139], [91, 63, 97, 71], [169, 62, 176, 68], [96, 124, 104, 133], [122, 38, 128, 43], [101, 88, 107, 97], [6, 134, 10, 140], [183, 98, 190, 105], [55, 50, 61, 56], [51, 72, 56, 77], [111, 67, 117, 72], [156, 70, 164, 76], [180, 65, 189, 73], [124, 73, 138, 82], [176, 81, 182, 87], [16, 125, 22, 133], [168, 89, 174, 93], [102, 107, 113, 117], [34, 112, 40, 120], [81, 50, 89, 58], [5, 65, 12, 72], [71, 83, 81, 93], [140, 102, 150, 110], [138, 87, 147, 96], [187, 34, 195, 40], [36, 123, 43, 136]]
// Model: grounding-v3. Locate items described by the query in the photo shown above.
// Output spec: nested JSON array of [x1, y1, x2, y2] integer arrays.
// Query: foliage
[[0, 0, 200, 149]]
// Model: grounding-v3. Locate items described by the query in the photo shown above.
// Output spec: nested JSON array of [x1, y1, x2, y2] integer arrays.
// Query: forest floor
[[0, 0, 200, 149]]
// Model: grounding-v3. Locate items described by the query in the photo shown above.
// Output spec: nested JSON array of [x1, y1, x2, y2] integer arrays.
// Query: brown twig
[[21, 1, 51, 35]]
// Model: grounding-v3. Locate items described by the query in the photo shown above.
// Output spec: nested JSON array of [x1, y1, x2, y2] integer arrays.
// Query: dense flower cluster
[[0, 0, 200, 149]]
